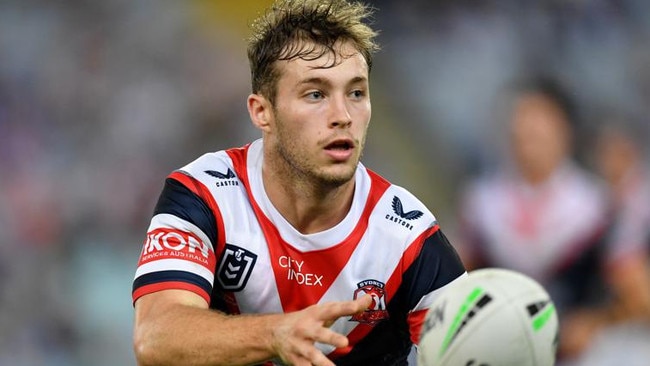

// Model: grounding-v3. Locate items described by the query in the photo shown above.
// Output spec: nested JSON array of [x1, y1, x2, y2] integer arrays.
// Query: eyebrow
[[297, 76, 368, 88]]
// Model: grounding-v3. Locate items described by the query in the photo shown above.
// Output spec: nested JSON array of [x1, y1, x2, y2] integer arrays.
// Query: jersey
[[458, 162, 610, 313], [132, 139, 466, 365]]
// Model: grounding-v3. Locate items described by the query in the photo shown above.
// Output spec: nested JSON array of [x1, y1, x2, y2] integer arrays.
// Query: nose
[[329, 95, 352, 128]]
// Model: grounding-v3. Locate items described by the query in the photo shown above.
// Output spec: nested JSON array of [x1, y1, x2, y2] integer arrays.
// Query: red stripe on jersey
[[227, 147, 391, 312], [328, 322, 374, 359], [330, 224, 440, 359], [132, 281, 210, 305], [407, 309, 428, 344], [392, 224, 440, 342], [168, 171, 226, 261], [384, 224, 440, 302]]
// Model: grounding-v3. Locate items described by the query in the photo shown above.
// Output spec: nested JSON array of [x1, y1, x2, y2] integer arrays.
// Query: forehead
[[275, 41, 369, 83]]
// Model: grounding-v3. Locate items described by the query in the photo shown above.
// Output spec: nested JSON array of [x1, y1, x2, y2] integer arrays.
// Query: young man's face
[[266, 40, 371, 187], [509, 92, 569, 182]]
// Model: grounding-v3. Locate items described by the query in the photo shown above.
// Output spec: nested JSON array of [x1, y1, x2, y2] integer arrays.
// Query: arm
[[559, 254, 650, 358], [133, 289, 372, 366], [134, 176, 372, 365], [607, 254, 650, 321]]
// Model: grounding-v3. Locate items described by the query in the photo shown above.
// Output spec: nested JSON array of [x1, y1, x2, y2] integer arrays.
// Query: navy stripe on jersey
[[337, 229, 465, 366], [154, 177, 218, 248], [132, 270, 212, 296], [402, 228, 466, 310]]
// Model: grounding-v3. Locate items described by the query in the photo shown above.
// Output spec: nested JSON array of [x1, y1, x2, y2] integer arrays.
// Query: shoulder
[[456, 170, 506, 219], [363, 166, 438, 236], [560, 162, 608, 209], [176, 150, 236, 182], [169, 141, 258, 188]]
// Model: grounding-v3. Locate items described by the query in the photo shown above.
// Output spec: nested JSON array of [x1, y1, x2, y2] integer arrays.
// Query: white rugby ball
[[418, 268, 559, 366]]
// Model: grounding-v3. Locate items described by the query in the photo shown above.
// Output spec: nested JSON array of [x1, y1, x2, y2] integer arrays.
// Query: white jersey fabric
[[133, 139, 466, 365], [459, 162, 610, 312]]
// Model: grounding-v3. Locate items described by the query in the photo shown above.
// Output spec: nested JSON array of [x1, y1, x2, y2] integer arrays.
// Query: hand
[[270, 295, 372, 366], [559, 309, 606, 359]]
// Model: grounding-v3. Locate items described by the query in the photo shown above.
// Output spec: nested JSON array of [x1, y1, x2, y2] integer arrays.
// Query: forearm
[[134, 302, 281, 366], [608, 255, 650, 322]]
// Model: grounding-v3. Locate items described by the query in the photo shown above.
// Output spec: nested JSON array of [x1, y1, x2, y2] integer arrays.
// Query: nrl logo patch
[[216, 244, 257, 291], [350, 279, 389, 325]]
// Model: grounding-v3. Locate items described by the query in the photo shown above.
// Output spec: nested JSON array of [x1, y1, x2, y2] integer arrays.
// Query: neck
[[262, 162, 356, 235]]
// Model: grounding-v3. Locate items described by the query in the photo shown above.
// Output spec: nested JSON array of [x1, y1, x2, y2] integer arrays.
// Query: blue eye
[[307, 91, 323, 100], [351, 90, 365, 98]]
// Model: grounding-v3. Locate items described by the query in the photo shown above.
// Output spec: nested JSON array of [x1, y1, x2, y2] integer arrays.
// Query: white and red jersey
[[132, 139, 466, 365], [458, 162, 610, 312]]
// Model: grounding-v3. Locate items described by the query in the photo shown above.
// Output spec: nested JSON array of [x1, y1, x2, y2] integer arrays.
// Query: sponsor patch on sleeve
[[138, 227, 216, 270]]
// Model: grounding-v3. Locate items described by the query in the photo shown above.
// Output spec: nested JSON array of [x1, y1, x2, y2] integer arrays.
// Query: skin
[[461, 92, 571, 269], [508, 92, 570, 186], [133, 40, 373, 366], [467, 93, 650, 359], [249, 41, 372, 234], [558, 128, 650, 358], [507, 96, 650, 359]]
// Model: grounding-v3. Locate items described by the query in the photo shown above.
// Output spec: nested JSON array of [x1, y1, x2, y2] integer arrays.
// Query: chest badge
[[350, 279, 390, 325]]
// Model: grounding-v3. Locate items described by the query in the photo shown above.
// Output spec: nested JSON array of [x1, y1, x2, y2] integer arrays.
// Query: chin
[[317, 166, 357, 187]]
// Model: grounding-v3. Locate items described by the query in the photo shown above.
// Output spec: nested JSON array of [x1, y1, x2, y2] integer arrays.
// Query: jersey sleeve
[[403, 228, 466, 344], [132, 176, 218, 305]]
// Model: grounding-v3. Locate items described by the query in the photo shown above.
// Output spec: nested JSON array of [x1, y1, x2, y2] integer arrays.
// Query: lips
[[324, 138, 354, 150], [324, 138, 355, 161]]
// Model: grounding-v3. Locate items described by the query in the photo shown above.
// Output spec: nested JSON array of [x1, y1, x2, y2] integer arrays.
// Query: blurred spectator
[[457, 78, 650, 364], [558, 115, 650, 366], [594, 118, 650, 263]]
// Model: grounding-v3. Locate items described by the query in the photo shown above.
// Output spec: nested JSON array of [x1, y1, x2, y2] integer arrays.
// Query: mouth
[[323, 138, 355, 162], [324, 139, 354, 151]]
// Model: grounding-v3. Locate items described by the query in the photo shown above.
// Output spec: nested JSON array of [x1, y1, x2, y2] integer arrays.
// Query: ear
[[248, 93, 273, 132]]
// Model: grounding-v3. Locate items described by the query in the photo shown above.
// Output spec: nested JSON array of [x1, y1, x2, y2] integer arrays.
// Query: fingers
[[274, 296, 374, 365], [310, 295, 373, 349], [318, 294, 373, 322], [279, 336, 337, 366], [354, 294, 374, 312], [313, 326, 349, 348]]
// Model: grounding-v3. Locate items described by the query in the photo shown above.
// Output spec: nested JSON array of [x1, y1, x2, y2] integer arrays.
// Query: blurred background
[[0, 0, 649, 365]]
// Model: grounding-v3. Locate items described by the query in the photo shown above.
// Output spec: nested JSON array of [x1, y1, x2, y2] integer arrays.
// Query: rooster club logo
[[350, 279, 389, 325], [205, 168, 239, 187], [385, 196, 423, 230], [216, 244, 257, 291]]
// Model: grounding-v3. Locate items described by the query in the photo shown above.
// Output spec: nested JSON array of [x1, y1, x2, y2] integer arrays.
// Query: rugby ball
[[418, 268, 559, 366]]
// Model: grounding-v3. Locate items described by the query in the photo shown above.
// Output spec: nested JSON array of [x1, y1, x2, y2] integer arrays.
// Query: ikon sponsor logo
[[140, 228, 212, 266]]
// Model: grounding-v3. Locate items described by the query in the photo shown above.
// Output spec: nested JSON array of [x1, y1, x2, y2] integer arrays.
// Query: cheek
[[276, 116, 316, 149], [353, 101, 372, 121]]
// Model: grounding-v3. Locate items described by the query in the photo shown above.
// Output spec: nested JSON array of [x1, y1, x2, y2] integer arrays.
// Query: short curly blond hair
[[247, 0, 379, 103]]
